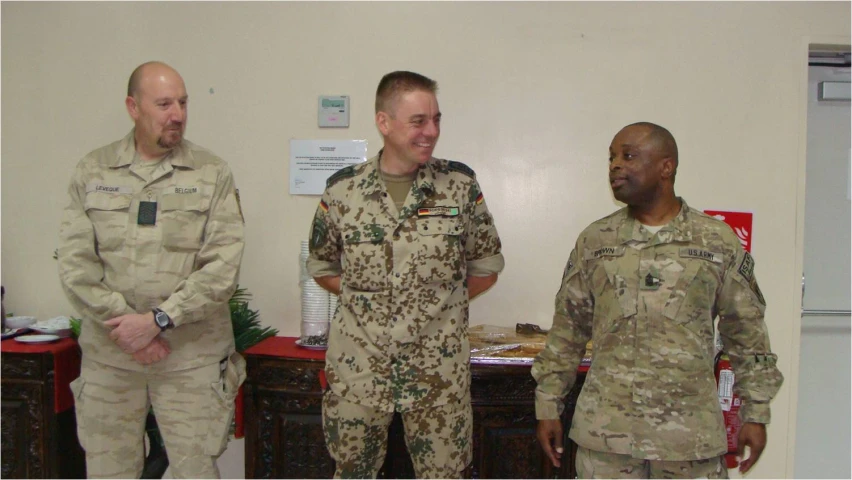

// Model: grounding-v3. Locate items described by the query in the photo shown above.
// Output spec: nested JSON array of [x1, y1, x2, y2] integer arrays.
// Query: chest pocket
[[414, 217, 464, 284], [588, 251, 637, 336], [85, 192, 132, 252], [160, 193, 211, 251], [342, 224, 388, 292], [662, 250, 724, 333]]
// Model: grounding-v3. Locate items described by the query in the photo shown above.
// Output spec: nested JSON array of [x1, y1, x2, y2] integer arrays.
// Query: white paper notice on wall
[[290, 139, 367, 195]]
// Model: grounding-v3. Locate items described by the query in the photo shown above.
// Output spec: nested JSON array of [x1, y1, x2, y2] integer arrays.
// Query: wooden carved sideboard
[[244, 348, 586, 479], [1, 341, 86, 479]]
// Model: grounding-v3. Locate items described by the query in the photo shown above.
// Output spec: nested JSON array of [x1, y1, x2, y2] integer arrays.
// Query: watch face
[[155, 312, 168, 328]]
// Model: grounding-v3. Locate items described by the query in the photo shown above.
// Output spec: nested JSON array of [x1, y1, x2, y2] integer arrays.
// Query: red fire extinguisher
[[714, 351, 741, 469]]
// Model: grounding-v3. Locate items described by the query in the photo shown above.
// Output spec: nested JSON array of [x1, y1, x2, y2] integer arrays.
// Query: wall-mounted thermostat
[[318, 95, 350, 128]]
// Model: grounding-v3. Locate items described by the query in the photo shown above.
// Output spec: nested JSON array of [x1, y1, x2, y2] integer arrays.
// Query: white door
[[793, 59, 851, 479]]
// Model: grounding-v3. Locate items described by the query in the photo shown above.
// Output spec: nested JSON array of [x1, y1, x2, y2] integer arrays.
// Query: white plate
[[30, 326, 72, 338], [295, 339, 328, 350], [15, 334, 61, 344]]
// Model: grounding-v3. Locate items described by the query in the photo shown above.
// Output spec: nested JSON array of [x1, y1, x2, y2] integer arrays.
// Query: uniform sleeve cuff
[[307, 257, 342, 278], [535, 391, 565, 420], [467, 253, 505, 277], [740, 401, 771, 424]]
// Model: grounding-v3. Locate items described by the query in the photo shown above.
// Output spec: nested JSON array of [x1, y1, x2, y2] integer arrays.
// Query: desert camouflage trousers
[[70, 353, 245, 479], [322, 391, 473, 479], [576, 446, 729, 479]]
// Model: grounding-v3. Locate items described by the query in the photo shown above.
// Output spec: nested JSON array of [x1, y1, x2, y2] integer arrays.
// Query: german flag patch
[[475, 193, 484, 205], [319, 200, 329, 213]]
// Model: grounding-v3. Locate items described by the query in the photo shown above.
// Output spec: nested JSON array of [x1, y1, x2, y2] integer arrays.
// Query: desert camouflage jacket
[[307, 152, 504, 412], [58, 130, 245, 372]]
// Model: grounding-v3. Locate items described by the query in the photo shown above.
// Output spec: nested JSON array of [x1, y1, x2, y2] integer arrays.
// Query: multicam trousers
[[576, 446, 729, 479], [322, 391, 473, 479]]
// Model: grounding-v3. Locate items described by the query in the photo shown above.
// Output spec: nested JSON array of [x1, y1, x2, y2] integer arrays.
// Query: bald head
[[127, 61, 183, 98], [623, 122, 679, 172], [125, 61, 188, 159]]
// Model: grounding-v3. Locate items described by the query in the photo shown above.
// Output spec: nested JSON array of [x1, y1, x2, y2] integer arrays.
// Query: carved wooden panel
[[1, 379, 47, 478], [1, 356, 43, 379], [472, 406, 542, 479], [272, 411, 333, 478], [254, 359, 325, 393], [245, 354, 586, 480]]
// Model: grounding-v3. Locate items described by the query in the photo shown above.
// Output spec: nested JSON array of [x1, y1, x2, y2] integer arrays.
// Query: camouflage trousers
[[576, 447, 729, 479], [70, 353, 245, 479], [322, 391, 473, 479]]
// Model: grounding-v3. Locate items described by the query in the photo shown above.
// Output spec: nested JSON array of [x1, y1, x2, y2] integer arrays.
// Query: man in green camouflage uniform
[[58, 62, 246, 479], [532, 122, 783, 478], [307, 71, 504, 479]]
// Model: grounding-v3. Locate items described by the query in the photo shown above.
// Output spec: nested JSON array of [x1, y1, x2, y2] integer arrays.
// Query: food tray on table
[[470, 324, 548, 365], [469, 324, 594, 366]]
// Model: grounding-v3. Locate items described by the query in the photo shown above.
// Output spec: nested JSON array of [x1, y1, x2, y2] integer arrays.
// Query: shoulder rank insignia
[[326, 166, 356, 188], [447, 161, 475, 178]]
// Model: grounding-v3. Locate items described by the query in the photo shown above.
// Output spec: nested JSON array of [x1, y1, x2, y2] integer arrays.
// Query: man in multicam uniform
[[532, 122, 784, 479], [57, 61, 246, 479], [307, 71, 504, 479]]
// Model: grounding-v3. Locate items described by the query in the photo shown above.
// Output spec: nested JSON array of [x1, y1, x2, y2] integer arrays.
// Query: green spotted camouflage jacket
[[531, 199, 783, 461], [58, 130, 245, 372], [307, 153, 504, 412]]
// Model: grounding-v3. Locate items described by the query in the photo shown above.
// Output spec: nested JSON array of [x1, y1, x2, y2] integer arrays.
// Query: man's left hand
[[737, 422, 767, 473], [105, 312, 161, 354]]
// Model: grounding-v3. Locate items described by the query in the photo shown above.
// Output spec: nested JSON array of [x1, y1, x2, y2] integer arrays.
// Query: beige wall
[[2, 2, 848, 477]]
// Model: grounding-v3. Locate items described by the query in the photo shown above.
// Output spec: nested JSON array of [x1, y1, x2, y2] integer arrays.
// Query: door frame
[[788, 35, 851, 478]]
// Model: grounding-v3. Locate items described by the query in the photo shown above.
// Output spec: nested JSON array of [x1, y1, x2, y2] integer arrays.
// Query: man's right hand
[[537, 419, 564, 468], [132, 337, 171, 365]]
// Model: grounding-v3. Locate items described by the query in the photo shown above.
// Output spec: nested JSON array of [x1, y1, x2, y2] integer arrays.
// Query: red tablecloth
[[1, 337, 81, 413], [235, 336, 327, 438]]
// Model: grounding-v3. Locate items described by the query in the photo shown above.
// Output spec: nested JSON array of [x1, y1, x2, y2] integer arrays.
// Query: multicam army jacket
[[532, 199, 783, 461], [307, 153, 504, 412], [58, 130, 245, 372]]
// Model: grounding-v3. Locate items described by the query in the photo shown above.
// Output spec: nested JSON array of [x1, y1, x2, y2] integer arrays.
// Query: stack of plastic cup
[[300, 240, 330, 346]]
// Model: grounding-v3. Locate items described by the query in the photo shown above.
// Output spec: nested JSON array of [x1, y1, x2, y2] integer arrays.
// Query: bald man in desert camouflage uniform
[[532, 122, 783, 479], [58, 61, 245, 479], [307, 71, 504, 479]]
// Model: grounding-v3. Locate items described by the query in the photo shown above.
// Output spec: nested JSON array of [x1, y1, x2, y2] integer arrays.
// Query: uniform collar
[[617, 197, 693, 245], [111, 128, 197, 169], [363, 149, 436, 197]]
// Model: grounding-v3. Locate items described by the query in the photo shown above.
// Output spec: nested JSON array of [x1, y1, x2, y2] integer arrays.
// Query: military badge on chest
[[417, 206, 460, 217], [641, 266, 663, 291], [138, 201, 157, 225]]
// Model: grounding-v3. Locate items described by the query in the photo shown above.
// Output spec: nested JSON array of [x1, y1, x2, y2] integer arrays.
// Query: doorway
[[793, 49, 851, 479]]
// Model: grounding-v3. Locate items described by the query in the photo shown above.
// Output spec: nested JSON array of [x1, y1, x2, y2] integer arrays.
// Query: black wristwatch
[[152, 308, 174, 331]]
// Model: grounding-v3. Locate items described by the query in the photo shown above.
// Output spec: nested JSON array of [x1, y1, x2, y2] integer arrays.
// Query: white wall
[[2, 3, 849, 478]]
